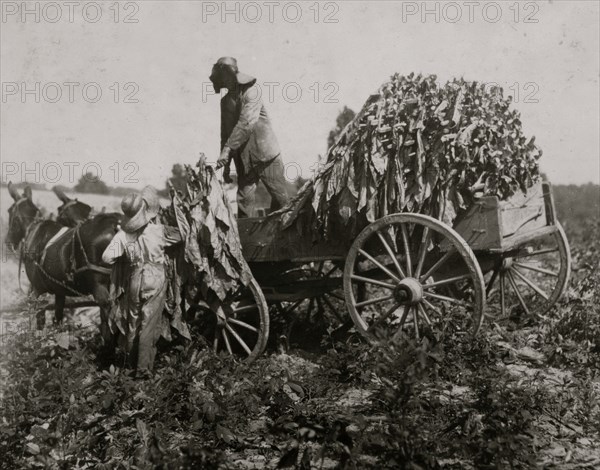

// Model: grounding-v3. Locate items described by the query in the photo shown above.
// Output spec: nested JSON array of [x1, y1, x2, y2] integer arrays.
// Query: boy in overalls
[[102, 186, 181, 372]]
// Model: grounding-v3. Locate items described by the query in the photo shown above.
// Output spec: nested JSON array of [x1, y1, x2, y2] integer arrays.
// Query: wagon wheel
[[271, 261, 354, 348], [486, 223, 571, 319], [274, 261, 348, 325], [189, 278, 269, 363], [343, 213, 486, 342]]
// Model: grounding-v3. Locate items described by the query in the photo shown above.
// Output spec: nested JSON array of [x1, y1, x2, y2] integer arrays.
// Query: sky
[[1, 0, 599, 190]]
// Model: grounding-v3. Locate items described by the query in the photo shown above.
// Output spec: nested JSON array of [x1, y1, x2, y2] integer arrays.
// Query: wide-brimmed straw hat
[[121, 186, 160, 233], [210, 57, 256, 86]]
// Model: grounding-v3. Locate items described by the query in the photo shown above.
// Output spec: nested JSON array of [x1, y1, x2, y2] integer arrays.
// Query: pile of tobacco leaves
[[277, 73, 542, 240], [161, 156, 252, 312]]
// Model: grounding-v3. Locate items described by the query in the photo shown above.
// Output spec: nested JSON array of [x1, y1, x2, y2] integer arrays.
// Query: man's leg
[[237, 175, 257, 218], [259, 155, 289, 212]]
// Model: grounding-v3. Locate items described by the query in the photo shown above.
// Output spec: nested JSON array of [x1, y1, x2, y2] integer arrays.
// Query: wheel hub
[[500, 257, 513, 272], [394, 278, 423, 305]]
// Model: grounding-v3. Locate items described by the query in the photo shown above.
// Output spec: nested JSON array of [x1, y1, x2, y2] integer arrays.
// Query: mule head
[[5, 182, 40, 248], [53, 187, 92, 226]]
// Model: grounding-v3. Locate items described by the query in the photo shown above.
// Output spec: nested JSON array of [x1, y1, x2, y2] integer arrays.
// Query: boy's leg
[[137, 273, 167, 372]]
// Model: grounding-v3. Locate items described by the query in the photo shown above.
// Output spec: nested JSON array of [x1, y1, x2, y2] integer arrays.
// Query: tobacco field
[[0, 184, 598, 469]]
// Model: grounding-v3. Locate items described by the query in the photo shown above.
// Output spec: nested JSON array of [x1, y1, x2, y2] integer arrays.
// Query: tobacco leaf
[[162, 156, 252, 312], [271, 73, 541, 241]]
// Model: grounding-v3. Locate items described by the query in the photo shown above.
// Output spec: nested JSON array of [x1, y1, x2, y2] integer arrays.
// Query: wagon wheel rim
[[207, 278, 269, 363], [486, 222, 571, 320], [343, 213, 486, 343]]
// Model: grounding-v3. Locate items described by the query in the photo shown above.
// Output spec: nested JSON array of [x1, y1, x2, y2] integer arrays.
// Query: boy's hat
[[121, 186, 160, 233]]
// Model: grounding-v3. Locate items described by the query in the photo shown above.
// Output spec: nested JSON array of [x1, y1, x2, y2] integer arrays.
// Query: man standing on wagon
[[210, 57, 289, 218]]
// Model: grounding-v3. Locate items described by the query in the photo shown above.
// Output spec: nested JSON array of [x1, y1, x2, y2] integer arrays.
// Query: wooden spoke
[[423, 291, 472, 308], [412, 306, 419, 339], [511, 268, 549, 300], [351, 274, 396, 289], [392, 306, 411, 339], [414, 227, 430, 279], [213, 335, 219, 353], [315, 296, 326, 315], [355, 294, 395, 309], [513, 262, 558, 278], [324, 265, 339, 277], [519, 247, 558, 258], [421, 274, 472, 290], [486, 268, 500, 296], [420, 249, 455, 283], [225, 324, 252, 356], [315, 260, 325, 273], [358, 248, 402, 283], [376, 231, 406, 279], [371, 302, 401, 329], [221, 329, 233, 355], [417, 303, 432, 326], [281, 299, 303, 316], [499, 274, 506, 317], [422, 298, 443, 317], [233, 303, 258, 313], [228, 317, 258, 333], [322, 294, 345, 322], [400, 224, 412, 277], [306, 297, 316, 319], [327, 291, 346, 302], [506, 271, 530, 315]]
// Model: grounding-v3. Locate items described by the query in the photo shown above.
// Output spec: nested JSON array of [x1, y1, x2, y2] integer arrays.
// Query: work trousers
[[235, 154, 289, 218]]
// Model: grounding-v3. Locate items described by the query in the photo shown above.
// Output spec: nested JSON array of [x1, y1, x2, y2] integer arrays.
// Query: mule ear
[[52, 186, 71, 203], [23, 185, 33, 200], [7, 181, 22, 201]]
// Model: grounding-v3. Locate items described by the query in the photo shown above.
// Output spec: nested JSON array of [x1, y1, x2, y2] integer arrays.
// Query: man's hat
[[211, 57, 255, 85], [121, 186, 160, 233]]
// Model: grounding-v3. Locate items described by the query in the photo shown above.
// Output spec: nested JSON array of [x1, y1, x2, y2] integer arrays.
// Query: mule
[[53, 186, 92, 226], [5, 182, 121, 339]]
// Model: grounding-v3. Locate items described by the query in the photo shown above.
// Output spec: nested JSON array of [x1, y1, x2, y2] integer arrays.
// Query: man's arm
[[225, 84, 262, 151]]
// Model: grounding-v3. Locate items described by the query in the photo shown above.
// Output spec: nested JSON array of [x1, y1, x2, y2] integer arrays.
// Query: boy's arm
[[102, 232, 125, 264]]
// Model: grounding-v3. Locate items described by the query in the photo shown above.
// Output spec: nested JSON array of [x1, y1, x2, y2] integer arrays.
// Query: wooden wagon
[[197, 181, 570, 362]]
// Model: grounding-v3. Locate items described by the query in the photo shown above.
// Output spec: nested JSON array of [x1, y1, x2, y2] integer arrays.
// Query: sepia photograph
[[1, 1, 599, 468]]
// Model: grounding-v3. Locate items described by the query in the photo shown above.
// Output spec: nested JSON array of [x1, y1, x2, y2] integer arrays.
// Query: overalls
[[102, 223, 180, 371]]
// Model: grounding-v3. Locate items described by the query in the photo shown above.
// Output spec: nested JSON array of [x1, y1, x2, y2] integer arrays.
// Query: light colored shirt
[[102, 223, 181, 265], [221, 82, 281, 167]]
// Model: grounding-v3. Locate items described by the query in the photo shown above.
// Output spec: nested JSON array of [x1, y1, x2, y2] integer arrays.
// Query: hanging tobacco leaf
[[273, 73, 541, 242]]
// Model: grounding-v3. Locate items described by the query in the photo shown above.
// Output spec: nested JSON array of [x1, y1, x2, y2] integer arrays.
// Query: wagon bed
[[238, 181, 557, 261]]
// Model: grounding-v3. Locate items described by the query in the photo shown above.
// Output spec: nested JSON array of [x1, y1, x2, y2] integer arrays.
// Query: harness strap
[[17, 217, 43, 295], [40, 226, 70, 266], [71, 224, 112, 277], [74, 264, 112, 276]]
